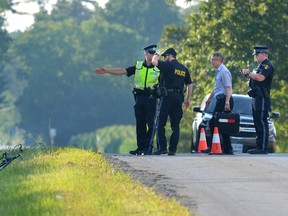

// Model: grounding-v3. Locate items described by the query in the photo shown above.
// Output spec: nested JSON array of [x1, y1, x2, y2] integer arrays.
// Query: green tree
[[5, 1, 134, 145], [0, 0, 12, 64], [104, 0, 184, 44], [5, 0, 183, 146], [69, 125, 136, 153], [0, 0, 15, 133]]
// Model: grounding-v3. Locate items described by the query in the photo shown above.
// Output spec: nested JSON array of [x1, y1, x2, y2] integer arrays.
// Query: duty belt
[[167, 88, 181, 94], [133, 88, 153, 95]]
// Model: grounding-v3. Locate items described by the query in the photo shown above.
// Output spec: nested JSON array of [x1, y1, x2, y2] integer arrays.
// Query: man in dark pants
[[202, 52, 234, 155], [151, 48, 193, 155], [241, 45, 274, 154], [95, 45, 160, 155]]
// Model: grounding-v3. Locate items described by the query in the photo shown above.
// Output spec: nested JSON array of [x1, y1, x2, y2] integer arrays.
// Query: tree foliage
[[3, 0, 183, 146], [104, 0, 184, 44], [10, 18, 135, 144], [69, 124, 136, 153]]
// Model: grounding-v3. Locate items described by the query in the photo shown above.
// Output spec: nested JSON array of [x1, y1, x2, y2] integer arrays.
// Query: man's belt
[[216, 94, 225, 100]]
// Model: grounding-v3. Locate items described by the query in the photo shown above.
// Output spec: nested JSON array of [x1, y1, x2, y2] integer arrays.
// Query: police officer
[[241, 45, 274, 154], [151, 48, 193, 155], [95, 45, 160, 155]]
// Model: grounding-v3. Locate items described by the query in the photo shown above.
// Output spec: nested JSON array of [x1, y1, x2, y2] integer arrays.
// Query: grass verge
[[0, 147, 191, 215]]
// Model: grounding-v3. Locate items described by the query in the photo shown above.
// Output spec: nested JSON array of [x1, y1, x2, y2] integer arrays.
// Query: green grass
[[0, 147, 191, 215]]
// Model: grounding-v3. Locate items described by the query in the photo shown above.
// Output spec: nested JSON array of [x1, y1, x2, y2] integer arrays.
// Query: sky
[[5, 0, 194, 32]]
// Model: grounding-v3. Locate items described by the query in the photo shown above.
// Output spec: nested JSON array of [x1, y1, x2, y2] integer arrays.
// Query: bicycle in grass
[[0, 136, 46, 171], [0, 144, 23, 171]]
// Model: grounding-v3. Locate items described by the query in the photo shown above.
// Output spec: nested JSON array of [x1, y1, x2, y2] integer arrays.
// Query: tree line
[[0, 0, 184, 147]]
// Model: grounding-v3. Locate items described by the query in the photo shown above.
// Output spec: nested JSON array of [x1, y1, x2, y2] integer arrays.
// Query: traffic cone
[[198, 128, 208, 153], [210, 127, 222, 155]]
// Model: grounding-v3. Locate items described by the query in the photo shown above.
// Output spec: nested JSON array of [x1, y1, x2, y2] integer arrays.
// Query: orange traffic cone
[[198, 128, 208, 153], [210, 127, 222, 155]]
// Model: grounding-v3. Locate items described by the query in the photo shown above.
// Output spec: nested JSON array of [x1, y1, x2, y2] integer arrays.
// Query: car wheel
[[191, 127, 200, 153], [191, 131, 196, 153], [267, 147, 275, 153]]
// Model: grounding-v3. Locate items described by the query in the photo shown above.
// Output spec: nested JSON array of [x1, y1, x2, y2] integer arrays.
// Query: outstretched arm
[[95, 67, 127, 75]]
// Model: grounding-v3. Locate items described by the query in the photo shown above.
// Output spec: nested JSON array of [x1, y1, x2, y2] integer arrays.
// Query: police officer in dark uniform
[[95, 45, 160, 155], [151, 48, 193, 155], [241, 45, 274, 154]]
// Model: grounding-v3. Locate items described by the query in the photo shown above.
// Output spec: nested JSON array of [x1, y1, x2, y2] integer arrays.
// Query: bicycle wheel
[[10, 144, 23, 156], [0, 158, 12, 170]]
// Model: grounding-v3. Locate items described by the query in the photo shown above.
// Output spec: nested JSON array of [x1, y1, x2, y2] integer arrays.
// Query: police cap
[[252, 45, 269, 55], [143, 44, 157, 54], [161, 48, 177, 57]]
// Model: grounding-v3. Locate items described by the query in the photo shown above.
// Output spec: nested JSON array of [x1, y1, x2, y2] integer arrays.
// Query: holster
[[153, 84, 168, 98], [247, 86, 262, 98]]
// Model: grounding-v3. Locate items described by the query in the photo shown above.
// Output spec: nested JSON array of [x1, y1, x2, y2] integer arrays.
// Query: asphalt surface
[[108, 153, 288, 216]]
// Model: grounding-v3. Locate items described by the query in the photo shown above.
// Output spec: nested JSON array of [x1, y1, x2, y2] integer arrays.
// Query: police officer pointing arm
[[240, 45, 274, 154], [95, 45, 160, 155]]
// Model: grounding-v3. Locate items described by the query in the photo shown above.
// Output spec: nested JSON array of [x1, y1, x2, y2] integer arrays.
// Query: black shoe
[[153, 150, 167, 155], [201, 148, 210, 153], [247, 148, 268, 154], [168, 151, 176, 156], [141, 150, 152, 155], [129, 148, 142, 155]]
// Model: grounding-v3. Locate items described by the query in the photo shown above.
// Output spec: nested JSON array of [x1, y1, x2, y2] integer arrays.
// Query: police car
[[191, 94, 280, 153]]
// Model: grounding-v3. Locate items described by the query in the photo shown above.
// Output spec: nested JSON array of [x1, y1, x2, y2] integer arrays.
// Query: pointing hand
[[95, 66, 106, 74]]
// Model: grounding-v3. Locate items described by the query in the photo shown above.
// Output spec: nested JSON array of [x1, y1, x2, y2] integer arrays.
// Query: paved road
[[110, 153, 288, 216]]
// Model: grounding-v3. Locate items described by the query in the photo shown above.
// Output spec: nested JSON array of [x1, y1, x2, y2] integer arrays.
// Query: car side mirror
[[270, 112, 280, 119], [193, 106, 202, 113]]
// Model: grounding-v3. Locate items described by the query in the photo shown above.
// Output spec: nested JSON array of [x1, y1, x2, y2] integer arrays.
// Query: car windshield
[[203, 95, 252, 115]]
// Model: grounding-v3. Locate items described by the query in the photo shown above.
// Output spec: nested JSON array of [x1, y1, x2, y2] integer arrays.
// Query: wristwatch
[[245, 71, 251, 77], [225, 101, 229, 105]]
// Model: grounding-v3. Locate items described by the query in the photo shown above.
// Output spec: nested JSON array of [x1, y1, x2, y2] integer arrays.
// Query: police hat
[[161, 48, 177, 57], [143, 44, 157, 54], [252, 45, 269, 55]]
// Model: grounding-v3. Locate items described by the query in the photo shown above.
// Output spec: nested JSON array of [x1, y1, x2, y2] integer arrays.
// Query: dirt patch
[[106, 155, 195, 213]]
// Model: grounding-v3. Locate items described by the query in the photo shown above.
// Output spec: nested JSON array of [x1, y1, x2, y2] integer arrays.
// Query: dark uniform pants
[[157, 93, 183, 153], [134, 95, 156, 151], [252, 102, 269, 151], [209, 95, 234, 154]]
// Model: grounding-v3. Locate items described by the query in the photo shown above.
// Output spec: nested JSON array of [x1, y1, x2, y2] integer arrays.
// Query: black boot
[[129, 148, 142, 155]]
